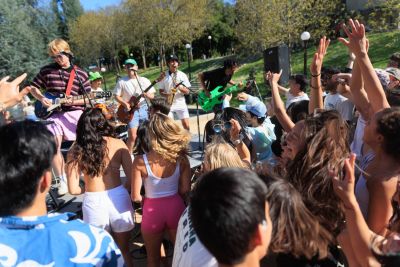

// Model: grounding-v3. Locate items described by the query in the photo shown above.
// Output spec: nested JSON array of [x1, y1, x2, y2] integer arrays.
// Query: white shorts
[[169, 108, 189, 120], [83, 185, 135, 233]]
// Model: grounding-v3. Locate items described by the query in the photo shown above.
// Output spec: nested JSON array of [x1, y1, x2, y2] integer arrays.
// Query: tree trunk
[[141, 42, 147, 69]]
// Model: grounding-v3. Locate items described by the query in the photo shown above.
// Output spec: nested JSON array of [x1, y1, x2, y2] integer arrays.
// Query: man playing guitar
[[114, 58, 155, 154], [30, 38, 91, 195], [158, 55, 191, 130], [198, 59, 239, 113]]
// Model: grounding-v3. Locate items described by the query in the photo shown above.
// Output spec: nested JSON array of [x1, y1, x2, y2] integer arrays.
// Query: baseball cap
[[167, 54, 179, 63], [89, 71, 103, 82], [241, 95, 267, 118], [386, 67, 400, 81], [124, 58, 137, 65]]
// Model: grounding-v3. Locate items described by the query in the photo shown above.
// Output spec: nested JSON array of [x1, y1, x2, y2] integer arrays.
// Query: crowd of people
[[0, 18, 400, 267]]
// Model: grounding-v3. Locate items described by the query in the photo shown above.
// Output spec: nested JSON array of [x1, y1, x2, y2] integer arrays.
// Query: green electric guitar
[[198, 84, 242, 112]]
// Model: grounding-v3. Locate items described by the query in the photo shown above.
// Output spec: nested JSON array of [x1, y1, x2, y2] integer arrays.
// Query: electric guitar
[[34, 91, 112, 119], [198, 84, 242, 112], [116, 72, 165, 124]]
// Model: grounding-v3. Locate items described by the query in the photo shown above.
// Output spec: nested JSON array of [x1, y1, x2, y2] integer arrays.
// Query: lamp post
[[185, 43, 192, 80], [300, 31, 311, 77], [208, 35, 212, 58]]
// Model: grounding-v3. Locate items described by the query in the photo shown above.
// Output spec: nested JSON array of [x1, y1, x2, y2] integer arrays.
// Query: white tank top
[[143, 154, 181, 198]]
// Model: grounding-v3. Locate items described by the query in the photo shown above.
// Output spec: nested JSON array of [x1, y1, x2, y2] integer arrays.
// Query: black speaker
[[263, 45, 290, 85]]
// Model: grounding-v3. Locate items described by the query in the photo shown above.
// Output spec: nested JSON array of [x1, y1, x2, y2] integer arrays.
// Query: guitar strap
[[65, 66, 76, 97]]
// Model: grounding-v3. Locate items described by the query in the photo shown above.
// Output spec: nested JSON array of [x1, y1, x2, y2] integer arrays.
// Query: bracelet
[[311, 73, 321, 77]]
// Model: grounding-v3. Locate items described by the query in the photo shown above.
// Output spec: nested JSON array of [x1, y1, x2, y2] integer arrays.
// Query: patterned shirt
[[0, 212, 124, 266], [31, 63, 91, 111]]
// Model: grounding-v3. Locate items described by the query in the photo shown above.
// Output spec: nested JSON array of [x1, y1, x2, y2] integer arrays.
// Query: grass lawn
[[102, 30, 400, 105]]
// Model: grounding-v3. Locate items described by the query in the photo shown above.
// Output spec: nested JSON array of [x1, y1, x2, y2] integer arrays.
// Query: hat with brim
[[124, 58, 137, 66], [167, 54, 179, 63], [89, 71, 103, 82], [240, 95, 267, 118]]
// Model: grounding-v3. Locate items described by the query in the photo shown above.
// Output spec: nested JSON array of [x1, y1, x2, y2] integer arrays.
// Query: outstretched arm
[[309, 36, 330, 115], [265, 70, 295, 132], [332, 154, 380, 267], [339, 19, 389, 113], [0, 73, 31, 110]]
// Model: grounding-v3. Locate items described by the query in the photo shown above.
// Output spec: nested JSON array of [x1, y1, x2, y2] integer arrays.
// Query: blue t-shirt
[[246, 118, 276, 162], [0, 212, 124, 266]]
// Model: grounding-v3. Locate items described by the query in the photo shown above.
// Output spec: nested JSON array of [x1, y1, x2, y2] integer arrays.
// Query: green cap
[[89, 71, 103, 82], [124, 58, 137, 65]]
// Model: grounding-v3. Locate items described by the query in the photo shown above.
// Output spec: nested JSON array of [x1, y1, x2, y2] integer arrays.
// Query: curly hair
[[148, 112, 190, 163], [265, 177, 332, 259], [285, 110, 350, 237], [376, 107, 400, 161], [67, 108, 115, 177]]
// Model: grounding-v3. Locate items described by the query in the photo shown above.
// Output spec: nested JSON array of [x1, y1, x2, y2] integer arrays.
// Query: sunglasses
[[50, 54, 63, 60]]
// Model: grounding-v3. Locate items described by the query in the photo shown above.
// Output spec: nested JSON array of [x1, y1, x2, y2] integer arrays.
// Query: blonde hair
[[48, 38, 72, 56], [203, 141, 248, 171], [148, 112, 190, 162]]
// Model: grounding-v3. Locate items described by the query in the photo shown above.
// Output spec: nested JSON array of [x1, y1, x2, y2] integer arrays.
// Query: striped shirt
[[31, 63, 91, 111]]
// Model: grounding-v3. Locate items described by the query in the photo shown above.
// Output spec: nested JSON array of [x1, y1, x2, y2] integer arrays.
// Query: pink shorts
[[141, 194, 185, 234], [47, 110, 83, 141]]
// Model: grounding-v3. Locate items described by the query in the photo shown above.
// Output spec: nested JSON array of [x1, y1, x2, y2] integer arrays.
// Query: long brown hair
[[285, 110, 349, 237], [67, 108, 114, 177], [265, 177, 332, 259]]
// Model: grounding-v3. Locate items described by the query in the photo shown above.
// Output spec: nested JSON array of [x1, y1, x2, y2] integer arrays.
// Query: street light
[[185, 43, 192, 80], [208, 35, 212, 58], [301, 31, 311, 77]]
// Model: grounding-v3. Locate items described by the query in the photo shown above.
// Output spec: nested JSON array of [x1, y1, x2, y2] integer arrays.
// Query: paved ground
[[51, 110, 211, 266]]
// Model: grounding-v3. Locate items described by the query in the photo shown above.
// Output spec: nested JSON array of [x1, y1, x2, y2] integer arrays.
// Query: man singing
[[114, 58, 155, 154], [30, 38, 91, 195]]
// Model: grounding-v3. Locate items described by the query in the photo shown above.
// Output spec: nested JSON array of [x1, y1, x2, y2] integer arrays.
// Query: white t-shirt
[[324, 93, 354, 121], [172, 207, 217, 267], [351, 115, 367, 158], [285, 92, 309, 109], [157, 70, 191, 111], [113, 76, 155, 103]]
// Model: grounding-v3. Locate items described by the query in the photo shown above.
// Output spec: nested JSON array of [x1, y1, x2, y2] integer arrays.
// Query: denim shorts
[[128, 103, 149, 129]]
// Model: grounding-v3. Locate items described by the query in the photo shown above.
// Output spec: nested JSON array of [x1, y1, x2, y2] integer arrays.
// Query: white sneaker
[[57, 179, 68, 196]]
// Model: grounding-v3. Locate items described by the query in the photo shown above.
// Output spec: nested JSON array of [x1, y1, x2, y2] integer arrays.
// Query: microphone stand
[[69, 56, 94, 108], [133, 71, 151, 116]]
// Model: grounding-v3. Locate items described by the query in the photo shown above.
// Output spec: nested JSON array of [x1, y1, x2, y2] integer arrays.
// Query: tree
[[0, 0, 55, 79], [366, 0, 400, 31], [69, 7, 124, 71], [235, 0, 342, 54], [52, 0, 84, 39], [69, 12, 104, 66]]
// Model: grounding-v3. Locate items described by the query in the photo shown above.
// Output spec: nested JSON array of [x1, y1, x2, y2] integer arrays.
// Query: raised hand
[[229, 118, 241, 141], [331, 153, 357, 209], [0, 73, 31, 110], [265, 70, 282, 85], [338, 19, 368, 57], [310, 36, 330, 76]]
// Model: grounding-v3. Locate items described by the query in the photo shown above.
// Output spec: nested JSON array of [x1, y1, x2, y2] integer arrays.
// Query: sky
[[81, 0, 235, 11]]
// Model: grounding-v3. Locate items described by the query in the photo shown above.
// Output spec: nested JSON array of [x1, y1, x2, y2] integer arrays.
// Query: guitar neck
[[58, 92, 104, 104], [59, 94, 85, 104]]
